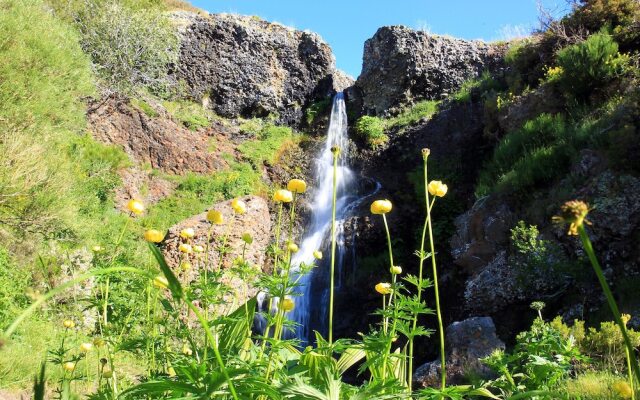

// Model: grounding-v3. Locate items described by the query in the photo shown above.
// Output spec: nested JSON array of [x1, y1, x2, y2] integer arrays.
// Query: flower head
[[428, 180, 448, 197], [63, 319, 75, 329], [63, 362, 75, 372], [622, 313, 632, 326], [93, 337, 105, 347], [182, 344, 193, 356], [92, 245, 104, 253], [144, 229, 164, 243], [421, 148, 431, 160], [613, 380, 633, 399], [375, 282, 392, 295], [242, 232, 253, 245], [231, 198, 247, 214], [287, 179, 307, 194], [206, 209, 224, 225], [370, 199, 392, 215], [179, 243, 193, 254], [279, 298, 295, 312], [153, 275, 168, 289], [126, 199, 145, 215], [390, 265, 402, 275], [180, 228, 195, 239], [80, 342, 93, 353], [313, 250, 323, 260], [553, 200, 591, 236], [181, 262, 192, 272], [102, 369, 113, 379], [331, 146, 341, 155], [273, 189, 293, 203], [287, 242, 299, 253], [193, 245, 204, 253]]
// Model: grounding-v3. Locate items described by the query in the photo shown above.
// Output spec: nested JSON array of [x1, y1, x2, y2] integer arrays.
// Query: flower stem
[[578, 224, 640, 383], [329, 149, 339, 344], [427, 197, 446, 390], [381, 213, 397, 383]]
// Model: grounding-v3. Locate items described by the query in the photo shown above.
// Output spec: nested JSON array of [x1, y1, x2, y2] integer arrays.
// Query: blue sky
[[191, 0, 569, 78]]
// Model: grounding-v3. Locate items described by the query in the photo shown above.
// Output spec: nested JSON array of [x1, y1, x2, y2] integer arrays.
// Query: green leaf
[[335, 345, 366, 375], [148, 243, 183, 300]]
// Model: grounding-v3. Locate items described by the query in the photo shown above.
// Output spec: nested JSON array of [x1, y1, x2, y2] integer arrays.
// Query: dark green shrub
[[556, 32, 629, 100], [504, 38, 547, 93], [305, 98, 332, 125], [563, 0, 640, 48], [355, 116, 388, 149]]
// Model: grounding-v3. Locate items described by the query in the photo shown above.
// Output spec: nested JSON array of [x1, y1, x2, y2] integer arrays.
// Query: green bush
[[130, 98, 159, 118], [305, 98, 332, 125], [162, 99, 215, 131], [504, 38, 547, 93], [238, 124, 295, 167], [355, 116, 388, 149], [563, 0, 640, 47], [451, 71, 503, 103], [556, 32, 628, 100], [386, 100, 439, 130], [583, 321, 640, 371]]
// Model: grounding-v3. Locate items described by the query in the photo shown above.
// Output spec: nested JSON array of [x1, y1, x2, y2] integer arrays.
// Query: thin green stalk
[[329, 149, 339, 344], [427, 197, 446, 390], [626, 345, 636, 400], [381, 213, 397, 383], [578, 225, 640, 383]]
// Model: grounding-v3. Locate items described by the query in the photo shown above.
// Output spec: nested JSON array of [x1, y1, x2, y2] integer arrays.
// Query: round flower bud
[[206, 209, 224, 225], [287, 242, 299, 253], [421, 148, 431, 159], [273, 189, 293, 203], [331, 145, 340, 155], [427, 180, 448, 197], [126, 199, 145, 215], [63, 362, 75, 372], [144, 229, 164, 243], [242, 232, 253, 245], [313, 250, 323, 260], [622, 313, 632, 325], [390, 265, 402, 275], [287, 179, 307, 194], [279, 298, 295, 312], [375, 282, 392, 295], [231, 198, 247, 214], [102, 369, 113, 379], [63, 320, 75, 329], [193, 245, 204, 253], [180, 228, 195, 239], [153, 275, 168, 289], [93, 337, 105, 347], [182, 344, 193, 356], [370, 199, 392, 215], [80, 342, 93, 353], [181, 262, 192, 272], [92, 245, 104, 253], [179, 243, 193, 254]]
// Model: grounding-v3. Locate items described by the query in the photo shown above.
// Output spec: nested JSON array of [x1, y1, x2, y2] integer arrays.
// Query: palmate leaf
[[417, 384, 500, 400], [335, 345, 366, 375], [218, 296, 257, 355], [148, 243, 183, 300]]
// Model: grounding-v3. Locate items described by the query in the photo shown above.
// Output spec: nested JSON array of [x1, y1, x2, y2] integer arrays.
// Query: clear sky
[[190, 0, 569, 78]]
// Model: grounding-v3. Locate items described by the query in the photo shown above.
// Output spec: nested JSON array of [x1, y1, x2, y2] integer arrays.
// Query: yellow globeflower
[[193, 245, 205, 253], [153, 275, 168, 289], [375, 282, 392, 295], [428, 180, 448, 197], [313, 250, 323, 260], [102, 369, 113, 379], [144, 229, 164, 243], [180, 228, 195, 239], [273, 189, 293, 203], [126, 199, 145, 215], [390, 265, 402, 275], [279, 298, 295, 312], [613, 380, 633, 399], [370, 199, 392, 215], [287, 242, 299, 253], [63, 362, 75, 372], [179, 243, 193, 254], [231, 198, 247, 214], [80, 342, 93, 353], [63, 319, 75, 329], [552, 200, 591, 236], [181, 262, 192, 272], [93, 337, 105, 347], [287, 179, 307, 194], [206, 209, 224, 225]]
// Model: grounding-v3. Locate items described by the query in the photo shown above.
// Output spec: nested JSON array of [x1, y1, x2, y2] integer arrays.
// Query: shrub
[[556, 32, 629, 100], [504, 38, 547, 93], [564, 371, 622, 400], [583, 321, 640, 371], [386, 100, 439, 130], [355, 116, 388, 149], [305, 98, 332, 126], [452, 71, 503, 103], [162, 99, 216, 131], [563, 0, 640, 47], [238, 124, 296, 167]]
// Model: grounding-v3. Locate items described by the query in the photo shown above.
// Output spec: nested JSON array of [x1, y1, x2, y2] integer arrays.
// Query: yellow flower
[[375, 282, 392, 295], [428, 180, 448, 197], [206, 209, 224, 224], [63, 319, 75, 329], [242, 232, 253, 245], [144, 229, 164, 243], [180, 228, 195, 239], [331, 145, 340, 155], [613, 380, 633, 399], [390, 265, 402, 275], [93, 337, 105, 347], [182, 344, 193, 356], [80, 342, 93, 353], [552, 200, 591, 236], [126, 199, 145, 215], [181, 262, 192, 272], [279, 298, 295, 312], [102, 369, 113, 379], [622, 314, 632, 326], [92, 245, 104, 253], [313, 250, 323, 260], [370, 199, 392, 215], [179, 243, 193, 254], [153, 275, 168, 289], [287, 242, 299, 253], [231, 198, 247, 214], [63, 362, 75, 372], [193, 245, 205, 253], [273, 189, 293, 203], [287, 179, 307, 194]]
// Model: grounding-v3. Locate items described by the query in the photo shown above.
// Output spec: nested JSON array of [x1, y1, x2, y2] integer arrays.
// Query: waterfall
[[288, 92, 357, 343]]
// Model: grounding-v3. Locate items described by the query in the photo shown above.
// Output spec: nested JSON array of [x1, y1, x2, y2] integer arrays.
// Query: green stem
[[381, 213, 397, 383], [329, 150, 339, 344], [627, 345, 636, 400], [578, 225, 640, 383], [427, 197, 446, 390]]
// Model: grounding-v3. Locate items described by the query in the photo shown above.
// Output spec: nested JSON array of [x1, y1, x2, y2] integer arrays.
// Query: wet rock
[[414, 317, 505, 388], [172, 12, 338, 125], [356, 26, 505, 115]]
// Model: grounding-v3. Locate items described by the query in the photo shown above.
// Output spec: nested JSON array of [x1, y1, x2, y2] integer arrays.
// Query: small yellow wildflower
[[93, 337, 105, 347], [92, 245, 104, 253], [273, 189, 293, 203], [179, 243, 193, 254], [63, 362, 75, 372], [370, 199, 392, 215], [279, 298, 295, 312], [613, 380, 633, 399], [193, 245, 205, 253], [80, 342, 93, 353], [181, 262, 192, 272], [428, 180, 448, 197], [331, 145, 340, 155], [313, 250, 323, 260], [287, 242, 299, 253], [287, 179, 307, 194], [144, 229, 164, 243], [126, 199, 145, 215], [390, 265, 402, 275], [622, 313, 632, 326], [206, 209, 224, 224], [153, 275, 168, 289], [231, 198, 247, 214], [63, 320, 75, 329], [180, 228, 195, 239], [375, 282, 392, 295], [552, 200, 591, 236], [182, 344, 193, 356]]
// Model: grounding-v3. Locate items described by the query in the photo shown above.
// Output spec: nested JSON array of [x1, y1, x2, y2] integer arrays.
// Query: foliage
[[238, 124, 296, 167], [504, 38, 547, 93], [130, 98, 159, 118], [451, 72, 504, 103], [385, 100, 439, 130], [583, 321, 640, 372], [162, 99, 217, 131], [563, 0, 640, 47], [563, 371, 626, 400], [355, 116, 388, 149], [0, 248, 30, 328], [305, 98, 332, 126], [556, 32, 629, 100]]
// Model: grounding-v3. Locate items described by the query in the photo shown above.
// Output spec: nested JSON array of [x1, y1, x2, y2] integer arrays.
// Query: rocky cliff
[[354, 26, 504, 115], [172, 12, 345, 125]]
